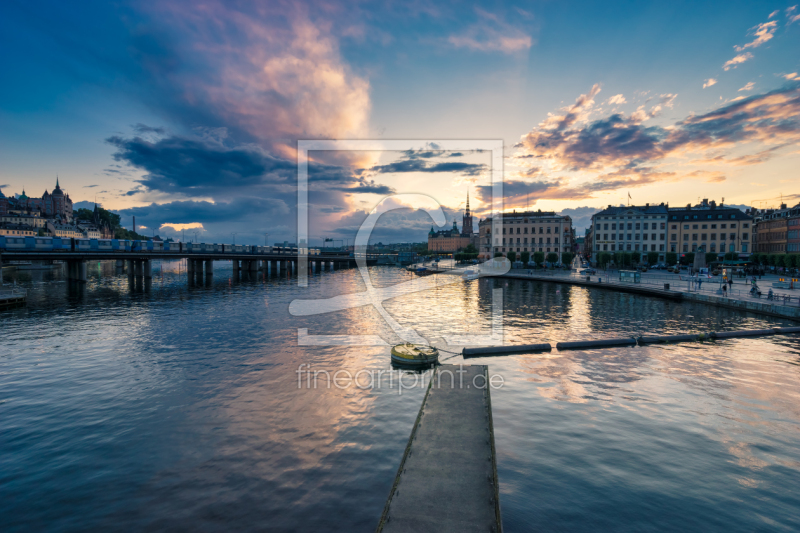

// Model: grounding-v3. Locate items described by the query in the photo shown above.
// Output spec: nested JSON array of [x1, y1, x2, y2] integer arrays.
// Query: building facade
[[478, 210, 573, 263], [668, 199, 753, 257], [590, 203, 669, 263], [0, 223, 37, 237], [753, 203, 799, 253], [427, 194, 475, 253]]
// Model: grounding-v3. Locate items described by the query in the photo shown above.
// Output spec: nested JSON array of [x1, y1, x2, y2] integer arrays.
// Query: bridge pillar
[[0, 254, 3, 286], [186, 259, 193, 275], [205, 260, 213, 276], [134, 260, 143, 277], [78, 261, 87, 282], [116, 260, 124, 269], [127, 260, 134, 276], [143, 259, 152, 279], [249, 260, 257, 272]]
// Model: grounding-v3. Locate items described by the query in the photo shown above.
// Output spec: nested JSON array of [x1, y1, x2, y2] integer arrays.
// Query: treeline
[[749, 253, 800, 268], [496, 250, 575, 266], [593, 250, 800, 269]]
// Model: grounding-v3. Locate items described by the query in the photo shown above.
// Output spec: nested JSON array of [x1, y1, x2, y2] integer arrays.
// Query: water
[[1, 262, 799, 531]]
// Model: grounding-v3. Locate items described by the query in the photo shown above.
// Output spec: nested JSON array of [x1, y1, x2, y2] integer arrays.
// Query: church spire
[[55, 175, 60, 189], [466, 190, 470, 214]]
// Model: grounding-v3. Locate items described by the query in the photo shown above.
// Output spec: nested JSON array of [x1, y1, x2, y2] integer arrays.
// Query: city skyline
[[1, 1, 799, 244]]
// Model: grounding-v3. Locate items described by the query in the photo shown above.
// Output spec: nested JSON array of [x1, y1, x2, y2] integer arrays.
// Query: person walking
[[698, 278, 703, 290], [722, 283, 727, 297], [728, 278, 733, 290]]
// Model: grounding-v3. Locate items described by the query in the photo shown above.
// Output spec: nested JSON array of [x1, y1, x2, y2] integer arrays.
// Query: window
[[643, 234, 648, 240], [603, 244, 608, 250], [702, 224, 707, 229], [720, 233, 726, 240], [743, 223, 749, 228], [671, 225, 677, 230], [683, 244, 688, 252], [611, 244, 616, 251], [742, 244, 748, 252], [683, 225, 689, 230], [701, 233, 707, 240], [635, 244, 640, 251], [603, 223, 608, 230], [730, 223, 736, 228], [612, 223, 617, 230], [710, 233, 716, 240], [671, 234, 677, 241], [627, 234, 632, 240], [721, 224, 726, 229], [627, 244, 632, 251], [692, 233, 698, 240], [643, 223, 649, 230], [742, 233, 748, 241], [693, 224, 698, 229], [652, 234, 657, 241], [730, 233, 736, 240], [660, 245, 665, 251]]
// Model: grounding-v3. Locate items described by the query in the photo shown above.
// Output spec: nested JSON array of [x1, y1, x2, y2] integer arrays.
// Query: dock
[[0, 288, 27, 309], [376, 364, 502, 532]]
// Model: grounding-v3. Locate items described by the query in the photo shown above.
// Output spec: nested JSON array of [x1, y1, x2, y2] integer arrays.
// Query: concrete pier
[[143, 260, 152, 279], [134, 260, 143, 277], [127, 259, 134, 276], [377, 364, 501, 532], [205, 260, 213, 276]]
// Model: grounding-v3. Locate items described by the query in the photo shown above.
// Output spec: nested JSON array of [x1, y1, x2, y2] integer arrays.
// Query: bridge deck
[[0, 251, 356, 262], [377, 364, 502, 533]]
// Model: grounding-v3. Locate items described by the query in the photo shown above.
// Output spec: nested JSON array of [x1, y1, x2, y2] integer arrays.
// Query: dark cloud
[[132, 123, 165, 135], [0, 184, 10, 189], [106, 135, 295, 195], [333, 183, 396, 194], [83, 184, 99, 188], [371, 159, 486, 176]]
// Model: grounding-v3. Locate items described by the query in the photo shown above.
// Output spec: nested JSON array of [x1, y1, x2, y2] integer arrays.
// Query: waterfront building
[[0, 213, 47, 230], [427, 193, 475, 253], [590, 203, 669, 263], [478, 210, 573, 263], [669, 199, 753, 257], [789, 207, 800, 253], [0, 223, 37, 236], [753, 203, 799, 254]]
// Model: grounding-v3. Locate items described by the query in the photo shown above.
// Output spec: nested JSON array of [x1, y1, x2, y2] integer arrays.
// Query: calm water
[[2, 262, 800, 531]]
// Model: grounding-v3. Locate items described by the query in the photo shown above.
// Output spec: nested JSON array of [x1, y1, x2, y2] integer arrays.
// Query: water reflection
[[1, 265, 799, 531]]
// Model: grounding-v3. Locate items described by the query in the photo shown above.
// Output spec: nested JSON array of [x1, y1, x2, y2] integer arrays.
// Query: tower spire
[[56, 175, 60, 189]]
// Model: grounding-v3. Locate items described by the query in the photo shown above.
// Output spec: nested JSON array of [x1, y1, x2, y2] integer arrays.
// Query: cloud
[[734, 21, 777, 51], [132, 2, 371, 157], [370, 159, 486, 176], [738, 81, 755, 91], [447, 8, 532, 53], [333, 183, 396, 195], [607, 94, 627, 105], [784, 72, 800, 80], [83, 184, 99, 188], [769, 10, 779, 18], [703, 78, 718, 89], [132, 123, 165, 135], [0, 184, 10, 189], [723, 52, 753, 71], [790, 13, 800, 24], [513, 83, 800, 199]]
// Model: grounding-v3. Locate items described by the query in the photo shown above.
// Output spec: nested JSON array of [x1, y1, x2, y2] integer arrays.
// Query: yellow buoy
[[390, 343, 439, 368]]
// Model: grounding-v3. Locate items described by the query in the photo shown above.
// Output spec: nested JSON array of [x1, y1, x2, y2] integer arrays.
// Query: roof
[[592, 204, 669, 218], [668, 206, 752, 221]]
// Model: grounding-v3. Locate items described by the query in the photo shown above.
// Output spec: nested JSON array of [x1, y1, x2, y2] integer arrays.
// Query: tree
[[494, 252, 504, 258], [533, 251, 545, 266], [631, 251, 641, 264], [546, 252, 558, 265], [561, 252, 574, 266], [507, 251, 517, 263], [666, 252, 677, 265], [597, 252, 612, 268], [647, 251, 659, 265], [463, 243, 477, 254], [767, 254, 777, 266], [705, 252, 717, 265], [520, 251, 530, 265], [682, 252, 695, 265], [774, 254, 785, 268]]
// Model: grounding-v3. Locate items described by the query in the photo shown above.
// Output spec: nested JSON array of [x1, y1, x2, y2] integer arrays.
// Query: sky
[[1, 0, 799, 244]]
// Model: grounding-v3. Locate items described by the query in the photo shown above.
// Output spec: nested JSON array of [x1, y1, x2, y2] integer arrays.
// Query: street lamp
[[232, 233, 237, 245]]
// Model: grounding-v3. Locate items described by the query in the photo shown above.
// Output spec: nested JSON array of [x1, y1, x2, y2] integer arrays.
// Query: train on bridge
[[0, 236, 328, 256]]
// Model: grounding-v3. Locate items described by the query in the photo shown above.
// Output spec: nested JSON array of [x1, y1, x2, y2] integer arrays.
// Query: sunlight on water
[[1, 262, 799, 531]]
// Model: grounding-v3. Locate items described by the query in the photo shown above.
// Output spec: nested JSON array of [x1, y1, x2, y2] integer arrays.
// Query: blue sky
[[1, 1, 799, 243]]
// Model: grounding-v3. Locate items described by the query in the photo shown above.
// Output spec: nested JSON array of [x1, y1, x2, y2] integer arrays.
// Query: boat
[[462, 269, 479, 281], [390, 343, 439, 368]]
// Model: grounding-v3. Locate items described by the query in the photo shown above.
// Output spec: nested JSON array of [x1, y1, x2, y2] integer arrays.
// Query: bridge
[[0, 250, 372, 282]]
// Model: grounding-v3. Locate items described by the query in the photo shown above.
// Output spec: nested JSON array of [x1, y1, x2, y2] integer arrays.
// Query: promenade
[[497, 268, 800, 321]]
